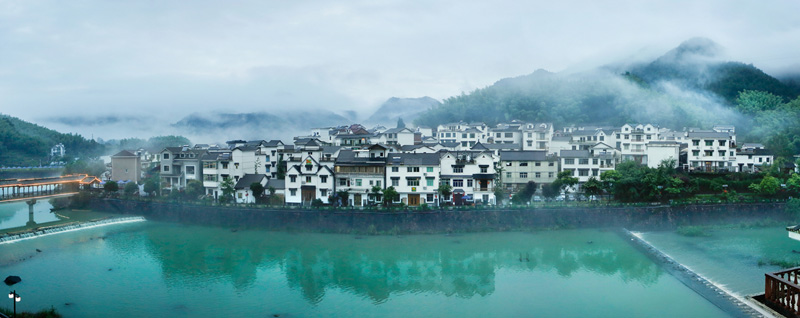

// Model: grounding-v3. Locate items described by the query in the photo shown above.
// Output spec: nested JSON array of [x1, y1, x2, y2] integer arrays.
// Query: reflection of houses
[[334, 147, 389, 206], [499, 150, 558, 193], [110, 150, 141, 183], [439, 151, 497, 205], [385, 153, 440, 206]]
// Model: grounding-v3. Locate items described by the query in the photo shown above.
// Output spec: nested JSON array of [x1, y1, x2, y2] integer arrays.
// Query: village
[[102, 120, 777, 207]]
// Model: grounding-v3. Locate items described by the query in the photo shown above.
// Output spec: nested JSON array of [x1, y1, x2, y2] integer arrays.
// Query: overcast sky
[[1, 0, 799, 139]]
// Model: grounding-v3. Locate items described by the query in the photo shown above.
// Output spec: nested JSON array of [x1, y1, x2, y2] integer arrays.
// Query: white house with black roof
[[735, 144, 773, 173], [378, 127, 415, 146], [334, 148, 387, 206], [234, 174, 268, 203], [439, 150, 497, 205], [521, 123, 554, 151], [686, 130, 737, 172], [385, 153, 441, 206], [160, 146, 206, 192], [285, 154, 335, 205]]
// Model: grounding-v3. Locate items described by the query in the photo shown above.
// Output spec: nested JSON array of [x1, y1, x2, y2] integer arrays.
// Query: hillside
[[0, 114, 104, 166], [414, 38, 800, 130], [365, 97, 441, 126]]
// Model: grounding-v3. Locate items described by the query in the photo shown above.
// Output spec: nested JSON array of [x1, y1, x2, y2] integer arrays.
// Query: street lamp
[[8, 290, 20, 318]]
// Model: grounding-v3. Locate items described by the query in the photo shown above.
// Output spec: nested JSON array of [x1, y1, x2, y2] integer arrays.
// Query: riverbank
[[88, 198, 792, 234], [0, 216, 146, 244]]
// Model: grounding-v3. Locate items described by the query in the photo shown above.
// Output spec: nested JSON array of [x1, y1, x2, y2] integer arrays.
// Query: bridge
[[0, 174, 101, 226]]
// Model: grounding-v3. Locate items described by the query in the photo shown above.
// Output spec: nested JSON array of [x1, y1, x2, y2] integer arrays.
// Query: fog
[[1, 0, 799, 142]]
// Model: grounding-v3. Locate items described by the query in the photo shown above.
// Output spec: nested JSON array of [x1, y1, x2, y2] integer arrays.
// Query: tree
[[276, 155, 287, 179], [582, 177, 603, 198], [553, 170, 578, 199], [185, 179, 204, 200], [220, 177, 235, 203], [370, 185, 383, 203], [600, 170, 621, 197], [542, 183, 560, 200], [437, 183, 453, 205], [511, 181, 537, 204], [749, 175, 781, 197], [397, 118, 406, 128], [103, 180, 119, 192], [382, 186, 399, 206], [788, 173, 800, 195], [143, 179, 159, 196], [250, 182, 265, 203], [123, 182, 139, 196]]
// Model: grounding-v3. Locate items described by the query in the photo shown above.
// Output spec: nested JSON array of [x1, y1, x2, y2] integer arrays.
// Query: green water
[[0, 219, 729, 317], [642, 226, 800, 296], [0, 201, 60, 230]]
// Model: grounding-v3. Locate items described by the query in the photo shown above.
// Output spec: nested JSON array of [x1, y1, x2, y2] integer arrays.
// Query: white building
[[686, 131, 736, 172], [498, 150, 558, 193], [735, 144, 773, 173], [645, 141, 681, 168], [439, 151, 497, 205], [285, 155, 335, 205], [334, 147, 388, 206], [619, 124, 659, 165], [521, 123, 554, 151], [385, 153, 441, 206]]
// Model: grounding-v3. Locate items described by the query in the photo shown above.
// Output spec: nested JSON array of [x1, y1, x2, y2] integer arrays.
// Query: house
[[285, 153, 335, 206], [259, 140, 285, 179], [110, 150, 141, 183], [645, 141, 681, 168], [499, 150, 558, 194], [439, 150, 497, 205], [735, 144, 773, 173], [160, 146, 206, 191], [334, 148, 387, 206], [686, 130, 736, 172], [378, 127, 415, 146], [234, 174, 268, 203], [50, 143, 65, 159], [619, 124, 659, 165], [521, 123, 554, 151], [559, 149, 616, 189], [385, 153, 441, 206]]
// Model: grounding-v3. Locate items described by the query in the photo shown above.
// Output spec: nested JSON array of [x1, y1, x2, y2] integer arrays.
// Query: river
[[0, 203, 744, 317]]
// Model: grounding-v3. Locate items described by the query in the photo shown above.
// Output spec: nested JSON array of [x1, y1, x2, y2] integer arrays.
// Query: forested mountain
[[0, 114, 104, 166], [414, 38, 800, 138], [365, 97, 441, 126]]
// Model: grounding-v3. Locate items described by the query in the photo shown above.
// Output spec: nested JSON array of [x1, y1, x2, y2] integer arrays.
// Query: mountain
[[414, 38, 800, 129], [365, 97, 441, 126], [171, 110, 354, 141], [0, 114, 104, 166]]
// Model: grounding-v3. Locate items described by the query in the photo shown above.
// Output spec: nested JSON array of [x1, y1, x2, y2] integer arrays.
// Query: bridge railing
[[765, 266, 800, 316]]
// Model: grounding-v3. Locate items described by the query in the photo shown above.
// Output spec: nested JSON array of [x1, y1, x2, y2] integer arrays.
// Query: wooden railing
[[765, 267, 800, 317]]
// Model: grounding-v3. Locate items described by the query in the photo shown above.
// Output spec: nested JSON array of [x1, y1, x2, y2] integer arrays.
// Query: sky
[[1, 0, 799, 141]]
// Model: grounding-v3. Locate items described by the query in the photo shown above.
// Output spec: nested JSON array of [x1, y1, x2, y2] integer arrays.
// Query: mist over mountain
[[171, 110, 354, 142], [365, 97, 441, 126], [414, 38, 800, 132]]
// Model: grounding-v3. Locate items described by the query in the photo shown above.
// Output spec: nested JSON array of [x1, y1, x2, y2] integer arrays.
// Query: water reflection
[[142, 226, 662, 304]]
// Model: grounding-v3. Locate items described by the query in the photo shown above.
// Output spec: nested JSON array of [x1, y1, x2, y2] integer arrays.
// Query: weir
[[0, 216, 146, 244], [623, 229, 773, 318]]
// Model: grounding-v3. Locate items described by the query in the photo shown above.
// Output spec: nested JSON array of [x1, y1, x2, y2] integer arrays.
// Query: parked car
[[532, 195, 543, 202]]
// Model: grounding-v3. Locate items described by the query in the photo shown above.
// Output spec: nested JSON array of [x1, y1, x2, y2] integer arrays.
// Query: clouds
[[1, 0, 799, 139]]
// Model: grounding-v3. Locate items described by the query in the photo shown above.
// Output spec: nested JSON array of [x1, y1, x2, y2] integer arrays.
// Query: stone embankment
[[88, 198, 789, 233]]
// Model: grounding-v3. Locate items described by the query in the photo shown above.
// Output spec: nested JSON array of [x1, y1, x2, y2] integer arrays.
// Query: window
[[564, 159, 574, 164], [163, 165, 170, 172], [759, 157, 763, 163], [392, 167, 399, 172], [718, 150, 726, 157], [704, 150, 713, 157], [692, 150, 700, 156], [579, 159, 589, 165], [496, 133, 501, 138], [548, 172, 554, 178], [222, 162, 229, 169], [535, 172, 541, 178], [289, 189, 297, 196], [549, 162, 554, 166], [408, 179, 419, 186], [453, 166, 464, 173], [320, 175, 327, 183], [427, 178, 434, 186], [290, 175, 297, 182], [203, 174, 217, 182], [506, 172, 512, 178], [600, 136, 605, 141], [505, 133, 513, 138], [163, 153, 170, 159], [718, 140, 726, 146], [767, 157, 771, 162], [356, 179, 362, 186], [692, 140, 700, 146], [305, 165, 312, 171], [535, 162, 541, 166], [180, 153, 185, 158], [520, 162, 528, 166], [392, 178, 399, 187], [427, 194, 434, 202], [306, 176, 312, 183], [624, 135, 629, 140], [538, 133, 545, 139], [705, 140, 713, 146], [578, 169, 589, 176], [203, 162, 217, 169], [234, 163, 240, 169], [470, 133, 475, 138], [592, 159, 598, 165], [339, 178, 347, 186], [646, 135, 651, 140], [321, 189, 327, 196], [519, 172, 528, 178], [467, 179, 473, 187], [527, 141, 533, 146], [425, 167, 433, 173], [453, 179, 464, 187], [407, 167, 420, 172], [186, 166, 195, 175], [592, 169, 599, 176]]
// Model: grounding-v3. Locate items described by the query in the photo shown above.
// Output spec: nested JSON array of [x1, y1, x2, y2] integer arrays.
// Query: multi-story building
[[498, 150, 558, 194], [521, 123, 554, 151], [645, 141, 681, 168], [377, 127, 415, 146], [735, 144, 773, 173], [686, 130, 736, 172], [160, 146, 206, 192], [385, 153, 441, 206], [436, 122, 489, 146], [439, 151, 497, 205], [110, 150, 141, 183], [559, 148, 617, 187], [619, 124, 659, 165], [334, 147, 388, 206], [285, 154, 335, 205]]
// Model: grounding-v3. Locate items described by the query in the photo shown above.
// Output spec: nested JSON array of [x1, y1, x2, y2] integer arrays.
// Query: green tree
[[553, 170, 578, 200], [250, 182, 265, 203], [103, 180, 119, 192], [276, 155, 287, 179], [582, 177, 603, 198], [370, 185, 383, 203], [437, 183, 453, 205], [787, 173, 800, 195], [735, 90, 785, 115], [220, 177, 235, 203], [185, 179, 205, 200], [749, 175, 781, 197], [397, 118, 406, 128], [542, 183, 559, 200], [382, 186, 400, 206], [511, 181, 537, 204], [124, 182, 139, 196], [144, 178, 159, 196], [600, 170, 621, 197]]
